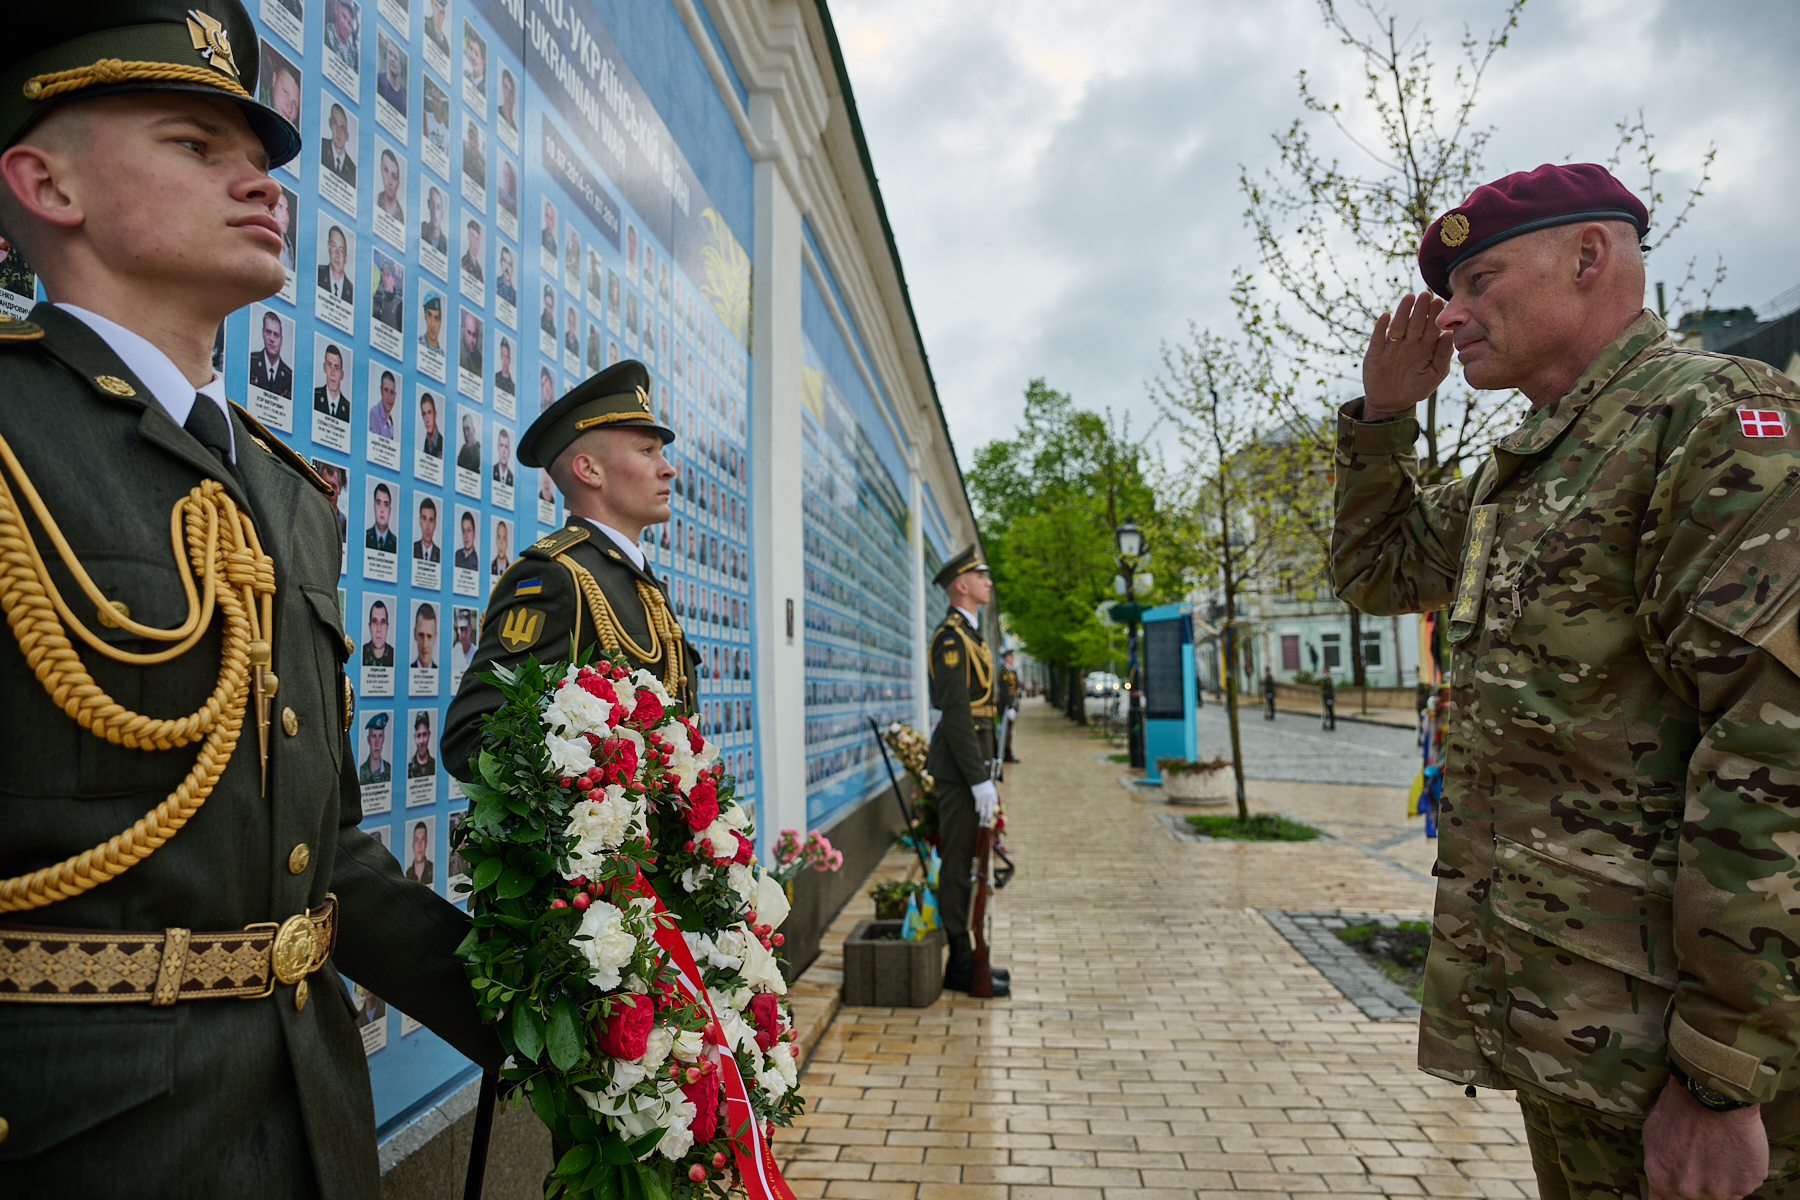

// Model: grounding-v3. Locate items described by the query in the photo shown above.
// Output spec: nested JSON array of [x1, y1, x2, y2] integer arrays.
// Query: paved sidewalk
[[775, 700, 1537, 1199]]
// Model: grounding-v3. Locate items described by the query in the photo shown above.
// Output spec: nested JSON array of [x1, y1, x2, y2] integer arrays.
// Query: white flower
[[572, 900, 635, 990], [563, 786, 644, 876], [725, 863, 758, 906], [543, 683, 616, 738], [697, 818, 737, 858], [710, 989, 759, 1056], [739, 925, 787, 996], [638, 1025, 674, 1076], [768, 1041, 798, 1090], [721, 803, 750, 831], [679, 865, 714, 894], [708, 927, 746, 970], [754, 873, 790, 932], [673, 1029, 705, 1062], [544, 730, 596, 777], [653, 1090, 698, 1160], [756, 1065, 790, 1102]]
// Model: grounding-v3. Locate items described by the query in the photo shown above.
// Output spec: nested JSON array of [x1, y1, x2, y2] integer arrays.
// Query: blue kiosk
[[1138, 603, 1197, 784]]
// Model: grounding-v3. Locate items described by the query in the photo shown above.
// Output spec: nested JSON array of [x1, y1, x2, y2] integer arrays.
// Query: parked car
[[1084, 671, 1123, 698]]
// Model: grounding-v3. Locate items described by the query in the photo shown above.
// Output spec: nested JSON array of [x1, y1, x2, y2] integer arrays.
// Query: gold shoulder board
[[524, 525, 591, 560], [0, 319, 44, 343]]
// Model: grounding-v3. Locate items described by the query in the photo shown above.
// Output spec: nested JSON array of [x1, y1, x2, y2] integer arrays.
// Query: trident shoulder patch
[[1738, 409, 1789, 439], [498, 606, 545, 651]]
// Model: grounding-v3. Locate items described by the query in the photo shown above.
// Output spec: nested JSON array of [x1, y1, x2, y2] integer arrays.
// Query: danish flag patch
[[1738, 409, 1788, 438]]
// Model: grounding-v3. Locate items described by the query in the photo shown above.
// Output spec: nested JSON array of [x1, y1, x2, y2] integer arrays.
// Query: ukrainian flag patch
[[514, 578, 543, 597]]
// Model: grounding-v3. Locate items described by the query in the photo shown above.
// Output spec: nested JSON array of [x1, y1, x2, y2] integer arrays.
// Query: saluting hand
[[1363, 292, 1454, 419]]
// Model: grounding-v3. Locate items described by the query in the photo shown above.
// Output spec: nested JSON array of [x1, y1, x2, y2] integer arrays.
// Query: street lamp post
[[1114, 519, 1148, 770]]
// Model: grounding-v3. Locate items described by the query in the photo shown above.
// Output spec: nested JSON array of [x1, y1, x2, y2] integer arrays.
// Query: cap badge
[[187, 9, 241, 78], [1440, 213, 1471, 248], [636, 385, 650, 412]]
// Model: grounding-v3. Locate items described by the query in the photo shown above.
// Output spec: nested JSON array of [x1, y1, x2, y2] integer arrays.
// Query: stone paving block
[[776, 704, 1533, 1200]]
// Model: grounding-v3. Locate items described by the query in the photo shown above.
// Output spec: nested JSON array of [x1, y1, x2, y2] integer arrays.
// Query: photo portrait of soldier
[[376, 146, 405, 223], [453, 509, 479, 571], [492, 426, 514, 488], [497, 245, 516, 307], [424, 0, 449, 58], [365, 482, 397, 553], [324, 0, 360, 75], [456, 411, 482, 473], [413, 496, 440, 563], [418, 292, 444, 353], [405, 819, 434, 885], [540, 283, 556, 336], [376, 28, 408, 114], [257, 39, 303, 134], [458, 309, 484, 376], [372, 250, 404, 332], [249, 309, 293, 398], [362, 599, 395, 667], [418, 391, 444, 459], [489, 518, 511, 578], [498, 66, 518, 133], [496, 336, 515, 396], [273, 185, 298, 274], [410, 602, 437, 670], [408, 712, 438, 780], [317, 224, 353, 302], [421, 183, 448, 253], [451, 607, 478, 675], [321, 100, 357, 187], [460, 219, 483, 284], [370, 369, 399, 440], [460, 115, 485, 190], [313, 342, 351, 420], [462, 21, 487, 99], [358, 712, 392, 785]]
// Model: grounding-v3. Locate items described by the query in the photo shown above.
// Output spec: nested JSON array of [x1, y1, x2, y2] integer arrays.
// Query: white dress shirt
[[58, 304, 234, 461], [585, 518, 646, 572]]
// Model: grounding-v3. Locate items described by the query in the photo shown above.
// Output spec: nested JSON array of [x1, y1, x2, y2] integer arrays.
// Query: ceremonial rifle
[[967, 734, 1005, 998]]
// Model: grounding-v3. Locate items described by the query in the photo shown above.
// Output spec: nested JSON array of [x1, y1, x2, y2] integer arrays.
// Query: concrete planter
[[842, 920, 945, 1007], [1163, 767, 1232, 806]]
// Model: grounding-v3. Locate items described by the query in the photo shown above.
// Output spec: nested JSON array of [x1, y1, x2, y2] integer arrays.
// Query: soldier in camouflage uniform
[[1332, 163, 1800, 1199]]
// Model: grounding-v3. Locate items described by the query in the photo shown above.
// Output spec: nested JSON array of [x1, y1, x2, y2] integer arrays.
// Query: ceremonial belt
[[970, 704, 998, 718], [0, 895, 336, 1006]]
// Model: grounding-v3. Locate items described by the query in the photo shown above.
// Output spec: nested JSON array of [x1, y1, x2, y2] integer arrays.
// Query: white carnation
[[754, 873, 790, 932], [653, 1090, 698, 1160], [572, 900, 635, 990], [543, 684, 616, 738], [756, 1065, 790, 1102], [544, 730, 596, 777], [725, 863, 758, 906], [721, 803, 750, 831], [708, 927, 746, 970], [563, 787, 643, 877], [673, 1029, 705, 1062], [768, 1041, 798, 1089], [710, 989, 759, 1056], [698, 818, 737, 857], [679, 865, 714, 894], [638, 1025, 674, 1075]]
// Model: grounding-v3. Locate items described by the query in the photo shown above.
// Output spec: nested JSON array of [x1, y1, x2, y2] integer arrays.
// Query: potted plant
[[1157, 755, 1233, 805], [868, 879, 924, 921]]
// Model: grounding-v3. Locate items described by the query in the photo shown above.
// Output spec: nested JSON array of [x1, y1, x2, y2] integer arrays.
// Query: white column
[[750, 98, 807, 852], [908, 460, 929, 732]]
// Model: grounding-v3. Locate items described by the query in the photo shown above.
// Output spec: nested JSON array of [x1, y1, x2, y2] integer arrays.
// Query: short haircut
[[381, 369, 396, 386], [415, 602, 435, 625], [369, 599, 389, 618], [380, 147, 398, 169], [262, 311, 282, 329], [419, 496, 437, 515], [460, 510, 475, 528], [420, 393, 437, 413], [373, 482, 391, 502], [330, 102, 347, 123], [324, 343, 343, 364], [415, 711, 431, 731], [328, 225, 347, 248]]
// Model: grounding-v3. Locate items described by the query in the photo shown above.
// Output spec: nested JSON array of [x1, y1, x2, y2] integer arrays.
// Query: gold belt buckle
[[238, 913, 319, 1000]]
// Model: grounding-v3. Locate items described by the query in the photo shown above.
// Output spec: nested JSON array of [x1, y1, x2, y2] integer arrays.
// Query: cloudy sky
[[832, 0, 1800, 468]]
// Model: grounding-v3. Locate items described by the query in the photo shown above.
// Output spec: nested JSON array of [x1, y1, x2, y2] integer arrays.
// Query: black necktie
[[185, 396, 238, 484]]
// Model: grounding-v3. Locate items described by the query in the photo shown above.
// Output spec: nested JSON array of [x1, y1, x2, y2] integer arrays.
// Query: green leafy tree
[[969, 380, 1191, 720]]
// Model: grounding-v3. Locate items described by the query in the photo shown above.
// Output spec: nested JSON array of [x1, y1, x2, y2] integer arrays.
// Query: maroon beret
[[1418, 163, 1648, 299]]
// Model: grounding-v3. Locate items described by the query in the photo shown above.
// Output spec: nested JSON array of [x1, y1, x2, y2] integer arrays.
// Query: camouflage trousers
[[1517, 1086, 1800, 1200]]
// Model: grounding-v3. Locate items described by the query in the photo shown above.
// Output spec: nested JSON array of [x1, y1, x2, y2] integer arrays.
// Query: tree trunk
[[1348, 605, 1366, 688]]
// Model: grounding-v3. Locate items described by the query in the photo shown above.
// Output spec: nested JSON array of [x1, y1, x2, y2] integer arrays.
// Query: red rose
[[686, 781, 718, 831], [747, 992, 780, 1052], [595, 993, 656, 1060], [578, 673, 619, 704], [632, 689, 664, 724], [683, 1067, 721, 1142], [597, 736, 639, 786], [732, 832, 754, 865], [681, 717, 705, 755]]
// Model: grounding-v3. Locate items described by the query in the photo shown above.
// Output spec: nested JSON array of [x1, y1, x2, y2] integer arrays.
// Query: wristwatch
[[1669, 1063, 1753, 1112]]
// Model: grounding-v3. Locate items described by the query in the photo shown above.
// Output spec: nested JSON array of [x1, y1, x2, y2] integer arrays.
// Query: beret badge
[[1440, 213, 1470, 248]]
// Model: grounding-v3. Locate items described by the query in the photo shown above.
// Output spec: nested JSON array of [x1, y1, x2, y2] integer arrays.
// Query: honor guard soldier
[[927, 546, 1010, 996], [0, 6, 500, 1196], [442, 360, 698, 780]]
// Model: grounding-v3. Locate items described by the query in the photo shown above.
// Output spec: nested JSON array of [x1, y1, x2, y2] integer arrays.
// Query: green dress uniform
[[0, 9, 498, 1195], [1333, 311, 1800, 1188], [925, 548, 997, 972], [997, 659, 1019, 762], [441, 361, 696, 782], [0, 311, 501, 1194]]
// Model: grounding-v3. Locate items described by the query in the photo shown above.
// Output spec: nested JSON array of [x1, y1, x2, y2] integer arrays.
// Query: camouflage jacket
[[1332, 311, 1800, 1119]]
